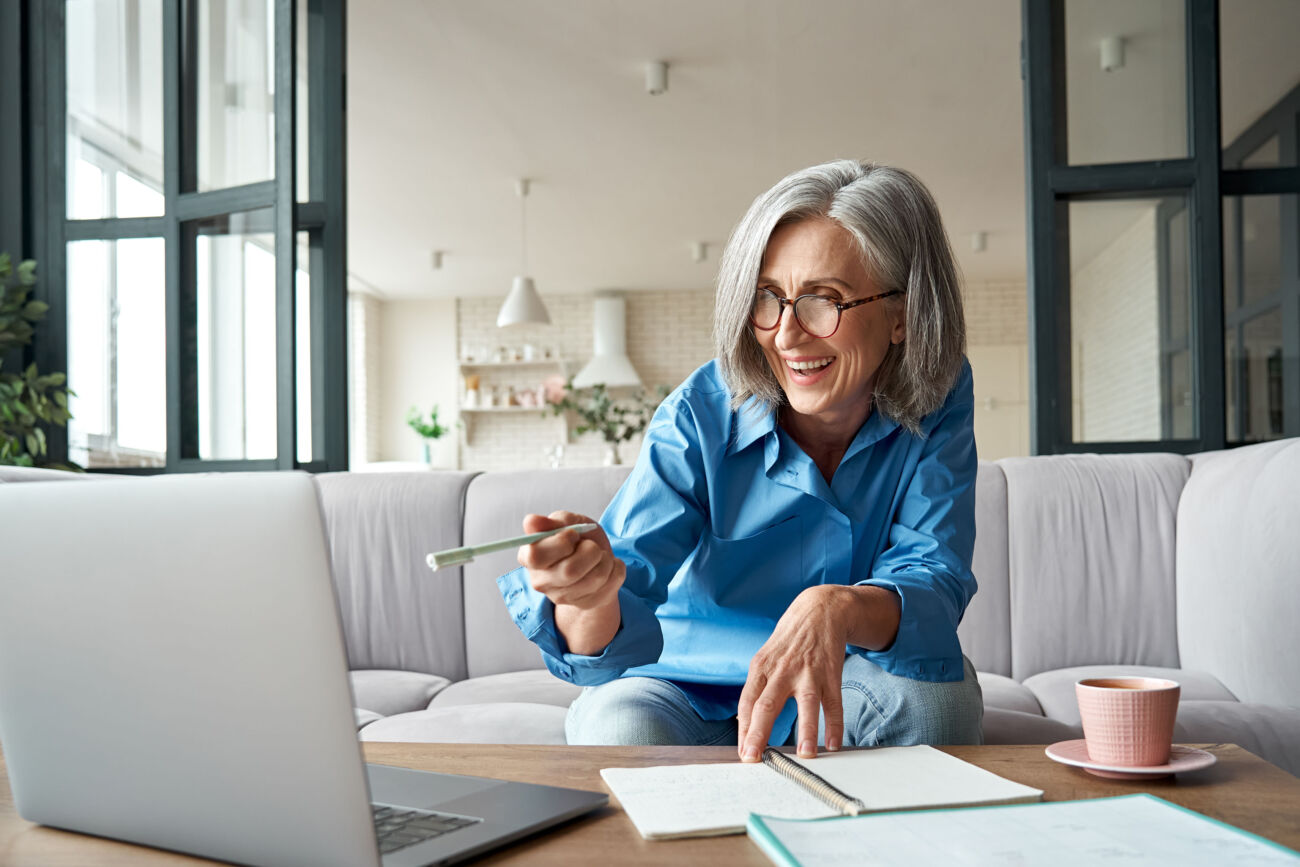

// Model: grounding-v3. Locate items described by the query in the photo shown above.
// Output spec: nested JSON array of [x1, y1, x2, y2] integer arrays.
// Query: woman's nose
[[774, 303, 805, 347]]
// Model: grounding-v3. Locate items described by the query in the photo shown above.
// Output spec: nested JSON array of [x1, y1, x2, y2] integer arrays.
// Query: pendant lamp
[[497, 178, 551, 328]]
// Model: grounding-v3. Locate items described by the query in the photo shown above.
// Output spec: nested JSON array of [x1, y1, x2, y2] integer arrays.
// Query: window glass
[[66, 0, 164, 218], [66, 238, 167, 468], [189, 208, 277, 460], [1220, 0, 1300, 165], [1064, 0, 1187, 165], [296, 232, 312, 463], [195, 0, 275, 191], [1067, 197, 1193, 441]]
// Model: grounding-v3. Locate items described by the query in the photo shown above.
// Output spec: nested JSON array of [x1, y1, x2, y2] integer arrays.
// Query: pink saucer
[[1045, 740, 1217, 780]]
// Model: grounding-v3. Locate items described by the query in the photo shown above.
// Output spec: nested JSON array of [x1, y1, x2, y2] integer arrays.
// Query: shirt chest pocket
[[686, 515, 806, 618]]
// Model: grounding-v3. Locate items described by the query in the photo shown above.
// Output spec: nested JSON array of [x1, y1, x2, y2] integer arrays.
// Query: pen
[[426, 523, 600, 571]]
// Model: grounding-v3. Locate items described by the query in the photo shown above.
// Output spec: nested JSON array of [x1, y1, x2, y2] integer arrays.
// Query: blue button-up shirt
[[498, 358, 977, 745]]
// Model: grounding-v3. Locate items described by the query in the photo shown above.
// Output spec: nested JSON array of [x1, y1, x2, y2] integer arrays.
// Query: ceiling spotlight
[[1100, 35, 1125, 72], [691, 241, 707, 263], [646, 60, 668, 96]]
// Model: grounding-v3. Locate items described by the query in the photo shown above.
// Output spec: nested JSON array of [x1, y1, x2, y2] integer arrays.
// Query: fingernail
[[799, 740, 815, 757], [827, 738, 841, 752], [741, 747, 758, 761]]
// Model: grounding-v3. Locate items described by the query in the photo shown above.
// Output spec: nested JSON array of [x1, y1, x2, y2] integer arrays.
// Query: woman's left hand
[[736, 584, 851, 762]]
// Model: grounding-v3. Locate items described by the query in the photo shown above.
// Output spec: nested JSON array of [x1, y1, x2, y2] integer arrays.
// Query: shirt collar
[[727, 397, 778, 456]]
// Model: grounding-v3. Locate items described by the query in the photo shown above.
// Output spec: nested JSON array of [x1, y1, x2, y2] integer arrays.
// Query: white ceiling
[[345, 1, 1300, 302], [346, 0, 1027, 299]]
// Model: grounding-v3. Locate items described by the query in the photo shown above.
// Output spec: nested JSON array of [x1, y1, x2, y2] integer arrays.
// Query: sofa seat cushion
[[427, 670, 582, 709], [350, 669, 452, 717], [358, 702, 567, 745], [977, 672, 1043, 715], [1173, 701, 1300, 777], [980, 708, 1080, 745], [1022, 666, 1237, 725], [354, 708, 384, 729]]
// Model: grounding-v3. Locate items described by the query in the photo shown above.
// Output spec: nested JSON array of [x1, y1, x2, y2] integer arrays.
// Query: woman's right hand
[[517, 511, 625, 612]]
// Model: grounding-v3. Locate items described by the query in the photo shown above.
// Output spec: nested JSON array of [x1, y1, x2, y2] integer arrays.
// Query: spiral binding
[[761, 747, 867, 816]]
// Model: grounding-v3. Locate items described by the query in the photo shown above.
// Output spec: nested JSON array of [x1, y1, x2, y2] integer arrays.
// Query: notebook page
[[747, 794, 1300, 866], [789, 745, 1042, 811], [600, 762, 837, 839]]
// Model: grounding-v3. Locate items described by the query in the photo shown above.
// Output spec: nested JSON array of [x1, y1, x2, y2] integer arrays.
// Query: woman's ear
[[890, 307, 906, 345]]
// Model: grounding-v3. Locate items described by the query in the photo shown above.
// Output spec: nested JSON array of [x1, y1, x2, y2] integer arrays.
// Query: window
[[1022, 0, 1300, 453], [31, 0, 348, 472]]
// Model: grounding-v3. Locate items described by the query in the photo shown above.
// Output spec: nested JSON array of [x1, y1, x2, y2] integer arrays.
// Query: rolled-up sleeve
[[855, 372, 978, 683], [496, 394, 710, 685]]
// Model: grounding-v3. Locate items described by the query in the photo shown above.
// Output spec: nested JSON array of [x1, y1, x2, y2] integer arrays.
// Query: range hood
[[571, 291, 643, 389]]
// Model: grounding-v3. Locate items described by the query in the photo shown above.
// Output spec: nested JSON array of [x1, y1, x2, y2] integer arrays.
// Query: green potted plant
[[545, 377, 669, 466], [406, 404, 449, 465], [0, 254, 77, 469]]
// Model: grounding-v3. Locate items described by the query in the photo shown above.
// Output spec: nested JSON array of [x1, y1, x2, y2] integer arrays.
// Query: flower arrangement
[[544, 376, 669, 465], [406, 404, 449, 440]]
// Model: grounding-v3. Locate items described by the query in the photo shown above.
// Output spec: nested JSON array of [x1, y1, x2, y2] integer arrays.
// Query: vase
[[421, 439, 432, 465], [603, 444, 621, 466]]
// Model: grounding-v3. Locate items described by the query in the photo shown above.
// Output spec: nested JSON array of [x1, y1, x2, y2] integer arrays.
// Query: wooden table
[[1, 743, 1297, 865]]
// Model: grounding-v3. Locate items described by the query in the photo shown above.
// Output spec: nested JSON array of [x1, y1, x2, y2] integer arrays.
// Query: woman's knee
[[565, 677, 714, 746], [841, 655, 984, 746]]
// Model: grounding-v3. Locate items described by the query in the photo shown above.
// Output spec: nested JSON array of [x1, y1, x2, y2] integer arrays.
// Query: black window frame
[[7, 0, 348, 473], [1022, 0, 1300, 454]]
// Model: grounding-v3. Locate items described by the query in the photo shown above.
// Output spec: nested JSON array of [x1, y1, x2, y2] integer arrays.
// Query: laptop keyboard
[[372, 803, 481, 855]]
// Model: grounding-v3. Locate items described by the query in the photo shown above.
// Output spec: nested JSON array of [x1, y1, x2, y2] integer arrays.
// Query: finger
[[522, 513, 565, 534], [794, 683, 822, 759], [549, 510, 613, 553], [527, 540, 604, 597], [517, 530, 580, 571], [736, 671, 765, 760], [741, 680, 787, 763], [547, 546, 613, 607], [822, 685, 845, 753]]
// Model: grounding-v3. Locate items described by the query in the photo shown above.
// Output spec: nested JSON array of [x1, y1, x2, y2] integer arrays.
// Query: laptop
[[0, 472, 607, 866]]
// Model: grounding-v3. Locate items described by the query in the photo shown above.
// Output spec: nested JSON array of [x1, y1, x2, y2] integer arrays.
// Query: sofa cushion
[[428, 670, 582, 709], [1176, 438, 1300, 707], [1173, 701, 1300, 777], [980, 708, 1080, 745], [976, 672, 1043, 715], [358, 703, 568, 745], [961, 463, 1012, 677], [349, 670, 452, 717], [460, 467, 634, 678], [354, 709, 384, 729], [1000, 453, 1188, 680], [316, 471, 478, 680], [1021, 665, 1237, 726]]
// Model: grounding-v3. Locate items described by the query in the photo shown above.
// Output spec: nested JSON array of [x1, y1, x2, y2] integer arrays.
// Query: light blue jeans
[[565, 654, 983, 747]]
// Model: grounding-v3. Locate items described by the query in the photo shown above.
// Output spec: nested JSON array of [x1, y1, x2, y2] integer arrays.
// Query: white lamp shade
[[571, 292, 643, 388], [497, 276, 551, 327]]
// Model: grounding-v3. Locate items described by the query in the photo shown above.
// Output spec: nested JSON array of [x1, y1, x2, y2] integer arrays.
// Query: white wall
[[376, 298, 460, 467]]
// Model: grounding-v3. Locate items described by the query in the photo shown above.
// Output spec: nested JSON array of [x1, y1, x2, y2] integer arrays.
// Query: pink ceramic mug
[[1075, 677, 1180, 767]]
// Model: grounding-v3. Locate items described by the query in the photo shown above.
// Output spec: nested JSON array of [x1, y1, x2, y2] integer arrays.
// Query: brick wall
[[451, 283, 1028, 469], [1070, 208, 1162, 441], [456, 290, 715, 471]]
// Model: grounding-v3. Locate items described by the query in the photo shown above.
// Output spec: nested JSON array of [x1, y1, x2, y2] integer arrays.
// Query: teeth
[[788, 358, 832, 371]]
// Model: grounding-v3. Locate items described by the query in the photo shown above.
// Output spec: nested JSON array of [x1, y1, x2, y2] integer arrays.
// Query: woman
[[497, 160, 981, 762]]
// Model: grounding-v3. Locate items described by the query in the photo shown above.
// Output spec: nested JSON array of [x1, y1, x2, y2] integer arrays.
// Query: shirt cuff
[[851, 574, 965, 682], [497, 566, 664, 686]]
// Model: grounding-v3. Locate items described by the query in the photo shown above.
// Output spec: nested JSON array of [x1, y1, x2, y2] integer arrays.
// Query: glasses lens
[[794, 295, 839, 337], [752, 290, 782, 328]]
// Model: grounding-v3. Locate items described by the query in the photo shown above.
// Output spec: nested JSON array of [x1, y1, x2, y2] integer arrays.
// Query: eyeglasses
[[750, 287, 903, 338]]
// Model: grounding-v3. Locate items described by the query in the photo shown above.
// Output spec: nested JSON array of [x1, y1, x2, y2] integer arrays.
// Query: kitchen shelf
[[458, 359, 567, 370]]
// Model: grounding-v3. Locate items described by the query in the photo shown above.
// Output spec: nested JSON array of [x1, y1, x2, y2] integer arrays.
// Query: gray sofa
[[4, 439, 1298, 775]]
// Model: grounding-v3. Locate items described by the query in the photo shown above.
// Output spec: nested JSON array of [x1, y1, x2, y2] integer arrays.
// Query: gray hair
[[712, 159, 966, 434]]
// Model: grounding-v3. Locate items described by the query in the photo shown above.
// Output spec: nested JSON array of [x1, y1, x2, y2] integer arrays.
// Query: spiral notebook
[[599, 746, 1042, 839]]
